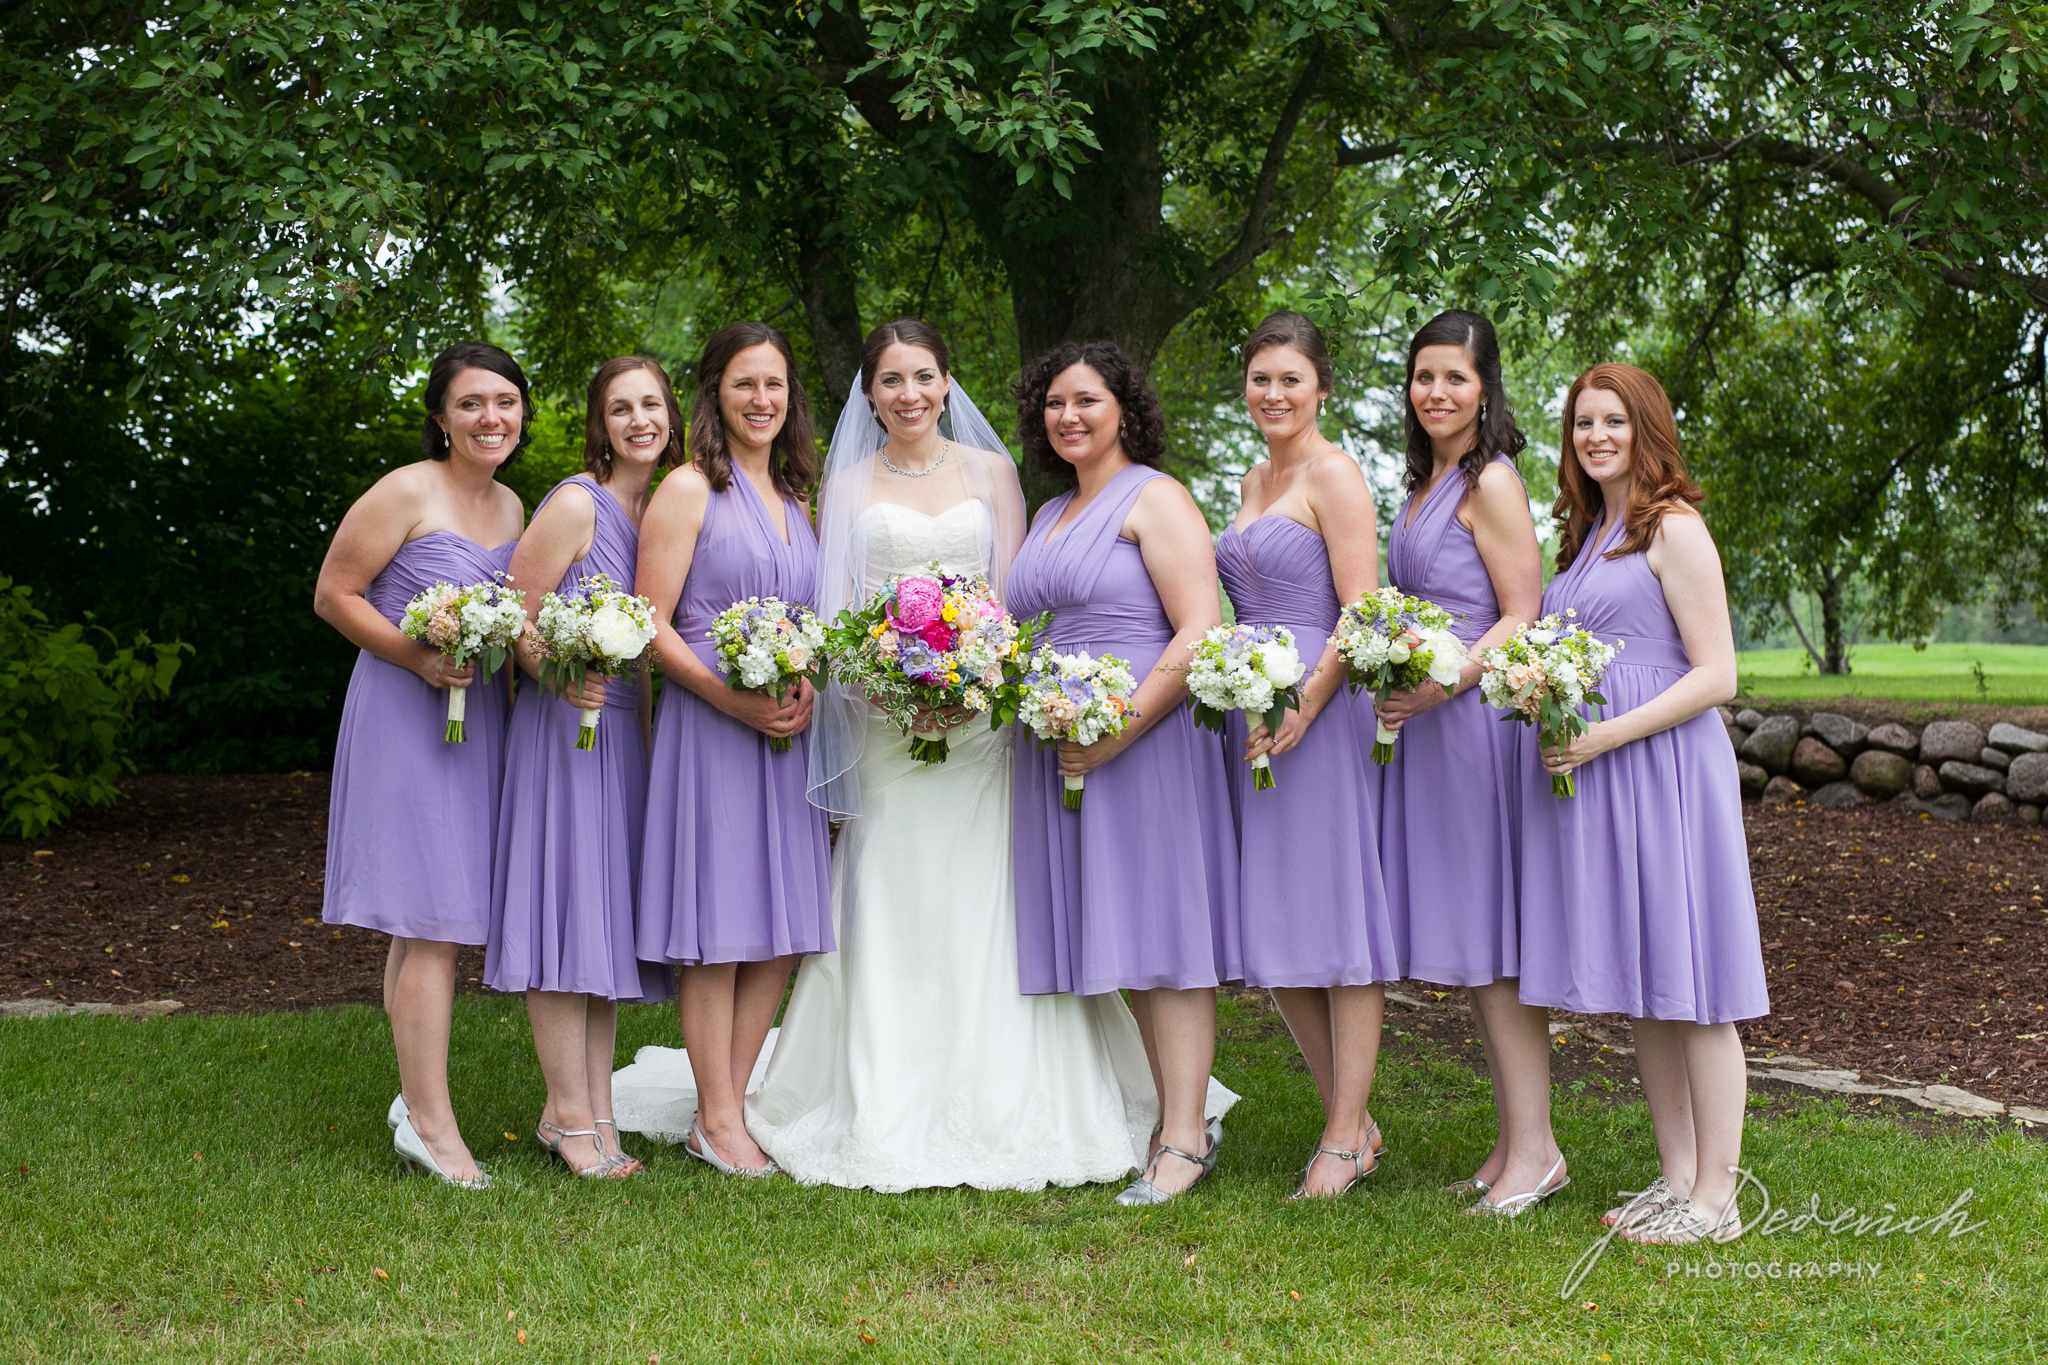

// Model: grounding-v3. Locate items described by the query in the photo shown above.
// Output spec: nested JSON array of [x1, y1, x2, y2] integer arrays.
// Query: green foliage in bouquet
[[0, 578, 188, 838]]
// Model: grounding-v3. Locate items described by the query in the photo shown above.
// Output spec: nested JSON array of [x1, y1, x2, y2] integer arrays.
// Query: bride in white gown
[[614, 319, 1231, 1191]]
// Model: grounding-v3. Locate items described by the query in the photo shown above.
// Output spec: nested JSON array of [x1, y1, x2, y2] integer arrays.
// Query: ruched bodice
[[1387, 455, 1520, 645], [1543, 516, 1692, 672], [671, 474, 818, 674], [1215, 516, 1339, 642], [1008, 465, 1173, 670], [366, 531, 516, 623], [858, 499, 992, 590]]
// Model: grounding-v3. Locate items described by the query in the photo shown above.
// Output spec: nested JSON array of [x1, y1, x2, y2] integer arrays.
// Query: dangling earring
[[1318, 400, 1326, 418], [1479, 401, 1488, 423], [870, 402, 887, 433], [443, 429, 451, 450]]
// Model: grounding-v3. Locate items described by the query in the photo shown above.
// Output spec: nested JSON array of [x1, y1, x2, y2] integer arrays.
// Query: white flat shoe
[[393, 1115, 491, 1189], [683, 1125, 778, 1179], [387, 1093, 409, 1132]]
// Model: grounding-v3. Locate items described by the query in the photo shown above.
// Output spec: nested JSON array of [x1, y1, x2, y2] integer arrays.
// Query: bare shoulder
[[1308, 447, 1369, 497], [650, 464, 711, 508], [538, 476, 596, 522], [1474, 457, 1526, 499], [1653, 504, 1712, 549]]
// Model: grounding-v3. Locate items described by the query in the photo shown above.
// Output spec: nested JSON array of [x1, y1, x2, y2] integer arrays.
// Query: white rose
[[1425, 631, 1467, 688], [1525, 627, 1557, 646], [588, 603, 645, 660], [1261, 644, 1305, 689]]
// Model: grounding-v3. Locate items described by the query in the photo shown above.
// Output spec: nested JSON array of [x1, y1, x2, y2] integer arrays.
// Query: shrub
[[0, 577, 188, 838]]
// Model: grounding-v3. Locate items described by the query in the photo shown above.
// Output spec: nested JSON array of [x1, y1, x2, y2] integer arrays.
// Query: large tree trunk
[[795, 222, 863, 424]]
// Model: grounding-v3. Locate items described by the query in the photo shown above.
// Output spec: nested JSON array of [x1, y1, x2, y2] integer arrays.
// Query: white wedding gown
[[612, 499, 1235, 1191]]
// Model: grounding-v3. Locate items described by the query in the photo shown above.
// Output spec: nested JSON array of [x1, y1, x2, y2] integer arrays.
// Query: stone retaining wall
[[1723, 709, 2048, 823]]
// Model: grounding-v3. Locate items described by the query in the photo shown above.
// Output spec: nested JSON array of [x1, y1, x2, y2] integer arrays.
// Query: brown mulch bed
[[4, 775, 2044, 1107], [0, 774, 484, 1012]]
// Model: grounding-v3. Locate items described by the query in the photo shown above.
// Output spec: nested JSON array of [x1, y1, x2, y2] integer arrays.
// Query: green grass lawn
[[1738, 642, 2048, 706], [3, 997, 2040, 1362]]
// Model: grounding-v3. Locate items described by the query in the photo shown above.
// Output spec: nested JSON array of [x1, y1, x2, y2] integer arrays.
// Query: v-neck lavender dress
[[1516, 514, 1769, 1023], [636, 474, 833, 966], [488, 477, 670, 1002], [1379, 456, 1524, 986], [1215, 516, 1401, 987], [1010, 465, 1242, 996], [324, 531, 516, 945]]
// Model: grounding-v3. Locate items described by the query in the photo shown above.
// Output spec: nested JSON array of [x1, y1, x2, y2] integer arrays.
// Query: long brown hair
[[582, 356, 686, 481], [687, 322, 817, 497], [1552, 363, 1703, 571], [1402, 309, 1524, 492]]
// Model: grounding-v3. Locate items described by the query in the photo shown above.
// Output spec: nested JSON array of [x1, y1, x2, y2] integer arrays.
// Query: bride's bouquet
[[1179, 624, 1308, 791], [1330, 588, 1468, 763], [531, 573, 657, 750], [398, 576, 527, 742], [824, 563, 1043, 763], [708, 596, 826, 752], [1479, 609, 1621, 797], [1015, 648, 1138, 809]]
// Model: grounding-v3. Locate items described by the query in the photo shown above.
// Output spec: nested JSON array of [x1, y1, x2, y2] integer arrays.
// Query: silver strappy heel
[[593, 1118, 643, 1177], [1289, 1120, 1383, 1200], [393, 1114, 492, 1189], [1116, 1134, 1218, 1207], [537, 1118, 626, 1179]]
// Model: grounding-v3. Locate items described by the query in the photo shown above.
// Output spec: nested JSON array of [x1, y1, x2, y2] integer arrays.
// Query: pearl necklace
[[881, 439, 949, 479]]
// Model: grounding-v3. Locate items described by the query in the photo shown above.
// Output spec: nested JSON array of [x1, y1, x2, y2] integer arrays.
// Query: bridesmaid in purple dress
[[1521, 363, 1767, 1244], [636, 323, 829, 1177], [1374, 310, 1559, 1215], [314, 342, 530, 1187], [1009, 341, 1240, 1206], [488, 355, 681, 1179], [1217, 312, 1397, 1198]]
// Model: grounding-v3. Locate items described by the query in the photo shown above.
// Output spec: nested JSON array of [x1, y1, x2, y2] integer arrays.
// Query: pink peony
[[892, 577, 944, 630], [919, 618, 955, 651]]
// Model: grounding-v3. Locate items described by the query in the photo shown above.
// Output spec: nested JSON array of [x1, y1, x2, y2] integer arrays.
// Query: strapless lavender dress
[[1010, 465, 1242, 995], [636, 475, 833, 966], [487, 478, 670, 1001], [1216, 516, 1400, 987], [324, 531, 515, 944], [1379, 456, 1523, 985], [1517, 515, 1769, 1023]]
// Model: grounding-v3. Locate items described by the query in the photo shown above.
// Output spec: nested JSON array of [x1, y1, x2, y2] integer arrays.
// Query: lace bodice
[[859, 499, 993, 590]]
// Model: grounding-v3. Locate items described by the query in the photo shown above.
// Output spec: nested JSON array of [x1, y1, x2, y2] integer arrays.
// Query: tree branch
[[1200, 48, 1329, 298], [808, 5, 910, 142], [1336, 140, 1401, 167]]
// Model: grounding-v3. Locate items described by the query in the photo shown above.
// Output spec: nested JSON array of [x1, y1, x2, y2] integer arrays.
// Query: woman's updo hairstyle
[[858, 318, 952, 421], [420, 341, 533, 463], [686, 322, 816, 497], [582, 355, 687, 483], [1400, 309, 1524, 492], [1241, 310, 1334, 396], [1012, 339, 1167, 489]]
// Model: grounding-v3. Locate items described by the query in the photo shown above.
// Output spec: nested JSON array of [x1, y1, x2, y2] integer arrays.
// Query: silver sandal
[[683, 1124, 779, 1179], [1466, 1153, 1569, 1218], [1116, 1136, 1218, 1206], [537, 1118, 628, 1179], [1289, 1120, 1382, 1200]]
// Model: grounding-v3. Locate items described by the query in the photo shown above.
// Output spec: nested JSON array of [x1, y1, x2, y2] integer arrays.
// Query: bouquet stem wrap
[[909, 727, 950, 764], [1250, 754, 1275, 791], [443, 685, 467, 743], [1061, 773, 1086, 810], [577, 706, 600, 750]]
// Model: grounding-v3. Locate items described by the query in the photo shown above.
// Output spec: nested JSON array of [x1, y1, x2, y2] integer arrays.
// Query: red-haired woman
[[1516, 363, 1767, 1242]]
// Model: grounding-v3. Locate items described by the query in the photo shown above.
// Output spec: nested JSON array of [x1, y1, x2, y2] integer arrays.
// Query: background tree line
[[3, 0, 2047, 781]]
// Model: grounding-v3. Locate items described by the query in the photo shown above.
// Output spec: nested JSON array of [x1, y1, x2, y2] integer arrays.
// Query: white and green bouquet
[[708, 596, 827, 753], [1479, 609, 1621, 797], [1179, 624, 1308, 791], [1329, 587, 1468, 763], [398, 576, 528, 742], [532, 573, 657, 750], [1015, 648, 1138, 809]]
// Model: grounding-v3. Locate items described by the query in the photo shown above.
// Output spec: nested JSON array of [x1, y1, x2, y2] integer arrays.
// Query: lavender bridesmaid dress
[[1216, 516, 1401, 987], [488, 477, 670, 1001], [1516, 515, 1769, 1023], [636, 475, 833, 966], [1379, 455, 1522, 985], [324, 532, 516, 944], [1010, 464, 1242, 995]]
